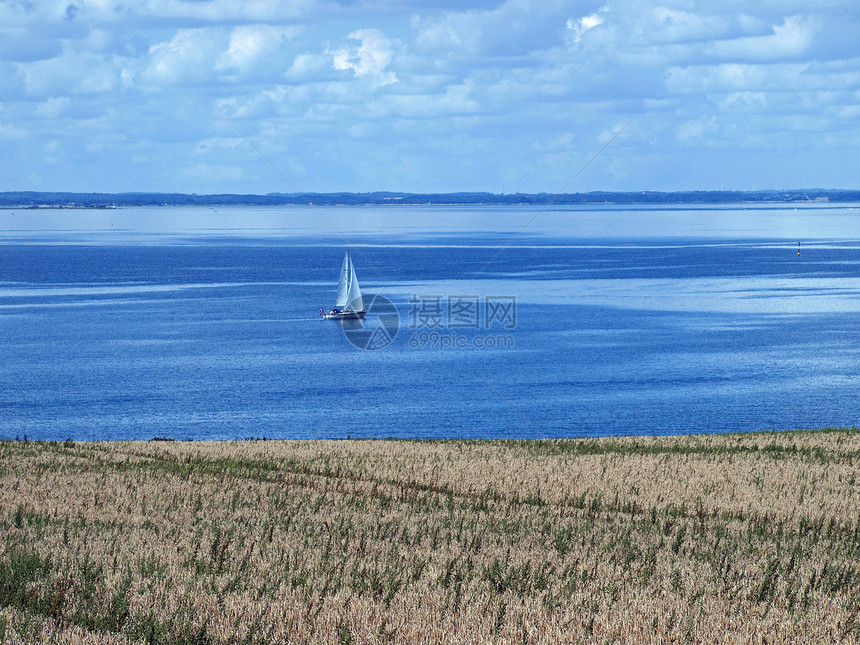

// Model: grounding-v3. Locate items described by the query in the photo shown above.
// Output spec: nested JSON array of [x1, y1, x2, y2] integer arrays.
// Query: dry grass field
[[1, 430, 859, 644]]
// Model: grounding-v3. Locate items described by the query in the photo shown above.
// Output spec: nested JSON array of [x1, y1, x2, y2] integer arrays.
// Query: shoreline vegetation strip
[[1, 428, 858, 643]]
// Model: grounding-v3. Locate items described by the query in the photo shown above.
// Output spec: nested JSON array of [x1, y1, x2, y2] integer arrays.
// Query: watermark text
[[408, 331, 515, 351]]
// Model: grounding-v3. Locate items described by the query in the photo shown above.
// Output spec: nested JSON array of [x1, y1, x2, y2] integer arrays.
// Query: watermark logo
[[338, 294, 517, 351], [407, 294, 517, 350], [340, 293, 400, 350]]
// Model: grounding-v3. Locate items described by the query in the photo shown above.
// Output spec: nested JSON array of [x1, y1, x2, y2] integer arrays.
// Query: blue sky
[[2, 0, 859, 194]]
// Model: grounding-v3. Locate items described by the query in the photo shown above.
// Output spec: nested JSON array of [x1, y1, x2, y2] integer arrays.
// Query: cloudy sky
[[2, 0, 859, 194]]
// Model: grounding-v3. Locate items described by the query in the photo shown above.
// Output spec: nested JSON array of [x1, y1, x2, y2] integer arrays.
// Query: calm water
[[2, 204, 859, 440]]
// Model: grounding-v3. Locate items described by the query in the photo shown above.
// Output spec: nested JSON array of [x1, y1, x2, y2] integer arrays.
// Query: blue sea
[[2, 204, 859, 441]]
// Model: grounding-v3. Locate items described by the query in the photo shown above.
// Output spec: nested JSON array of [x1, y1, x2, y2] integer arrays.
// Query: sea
[[2, 203, 859, 441]]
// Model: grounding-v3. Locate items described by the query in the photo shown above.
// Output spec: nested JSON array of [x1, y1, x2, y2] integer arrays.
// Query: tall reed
[[1, 429, 858, 643]]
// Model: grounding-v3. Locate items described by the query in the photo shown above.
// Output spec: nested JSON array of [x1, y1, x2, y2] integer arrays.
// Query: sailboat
[[322, 249, 366, 319]]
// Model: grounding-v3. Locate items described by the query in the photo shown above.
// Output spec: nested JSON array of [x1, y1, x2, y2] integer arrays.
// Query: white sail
[[333, 249, 364, 312], [334, 249, 351, 309], [345, 257, 363, 312]]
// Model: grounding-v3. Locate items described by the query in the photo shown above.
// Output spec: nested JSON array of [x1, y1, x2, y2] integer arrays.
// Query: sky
[[1, 0, 859, 194]]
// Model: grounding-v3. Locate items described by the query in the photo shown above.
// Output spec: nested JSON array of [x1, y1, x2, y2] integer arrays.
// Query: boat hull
[[323, 310, 366, 320]]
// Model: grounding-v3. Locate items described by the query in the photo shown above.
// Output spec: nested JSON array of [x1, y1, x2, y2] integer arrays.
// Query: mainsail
[[334, 249, 364, 312]]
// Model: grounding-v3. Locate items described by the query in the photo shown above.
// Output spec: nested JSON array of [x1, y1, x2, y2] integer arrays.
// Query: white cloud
[[0, 25, 64, 63], [412, 0, 580, 62], [216, 25, 301, 79], [284, 53, 329, 82], [376, 80, 481, 118], [411, 11, 479, 55], [54, 0, 315, 23], [215, 89, 287, 120], [35, 96, 72, 118], [0, 123, 27, 140], [195, 137, 244, 155], [665, 63, 804, 94], [837, 105, 860, 119], [331, 29, 397, 87], [566, 8, 606, 46], [2, 0, 860, 193], [719, 92, 767, 111], [140, 29, 226, 86], [676, 116, 718, 142], [704, 15, 816, 61], [20, 50, 121, 96], [663, 59, 860, 99], [645, 8, 732, 45]]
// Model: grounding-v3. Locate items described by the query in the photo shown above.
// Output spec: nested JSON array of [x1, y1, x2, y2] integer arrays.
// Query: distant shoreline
[[1, 188, 859, 208]]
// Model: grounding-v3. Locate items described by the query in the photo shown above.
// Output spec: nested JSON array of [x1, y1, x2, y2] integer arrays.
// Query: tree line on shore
[[1, 188, 858, 208]]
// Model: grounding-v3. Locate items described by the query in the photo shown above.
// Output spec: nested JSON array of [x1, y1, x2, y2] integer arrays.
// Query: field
[[1, 430, 859, 644]]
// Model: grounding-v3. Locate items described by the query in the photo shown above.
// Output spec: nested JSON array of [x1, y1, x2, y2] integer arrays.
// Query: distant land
[[1, 189, 859, 208]]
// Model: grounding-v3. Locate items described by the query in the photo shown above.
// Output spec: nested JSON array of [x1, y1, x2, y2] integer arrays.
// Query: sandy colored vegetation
[[1, 429, 859, 644]]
